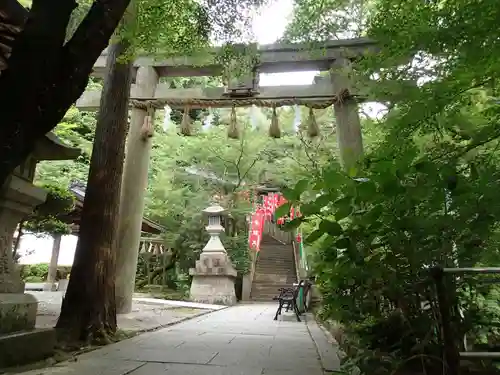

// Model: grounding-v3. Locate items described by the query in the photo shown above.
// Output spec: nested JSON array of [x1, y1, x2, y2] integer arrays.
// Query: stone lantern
[[0, 132, 80, 367], [189, 204, 237, 305]]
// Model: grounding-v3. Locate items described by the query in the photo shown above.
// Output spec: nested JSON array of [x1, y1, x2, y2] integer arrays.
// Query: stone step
[[254, 270, 297, 280], [253, 280, 297, 284], [255, 263, 295, 267], [254, 274, 295, 278], [251, 238, 297, 302], [256, 264, 294, 268], [255, 272, 295, 279], [254, 274, 296, 278], [259, 247, 293, 252], [258, 247, 293, 252], [260, 248, 291, 250], [252, 283, 297, 290], [255, 267, 295, 272], [250, 292, 281, 298], [253, 274, 294, 283]]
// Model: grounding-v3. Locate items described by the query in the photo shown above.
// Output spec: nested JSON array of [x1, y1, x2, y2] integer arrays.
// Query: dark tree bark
[[56, 40, 133, 343], [0, 0, 131, 187]]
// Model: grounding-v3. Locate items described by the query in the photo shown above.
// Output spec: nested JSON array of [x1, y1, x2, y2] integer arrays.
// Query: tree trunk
[[56, 40, 132, 343], [0, 0, 131, 187]]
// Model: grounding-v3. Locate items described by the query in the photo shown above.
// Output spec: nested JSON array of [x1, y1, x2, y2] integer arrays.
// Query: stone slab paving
[[16, 304, 341, 375], [32, 291, 212, 332]]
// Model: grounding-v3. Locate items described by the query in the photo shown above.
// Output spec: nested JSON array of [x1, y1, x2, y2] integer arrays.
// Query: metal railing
[[431, 266, 500, 375]]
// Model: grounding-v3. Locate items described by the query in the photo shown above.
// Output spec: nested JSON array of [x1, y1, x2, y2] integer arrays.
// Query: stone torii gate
[[76, 37, 376, 313]]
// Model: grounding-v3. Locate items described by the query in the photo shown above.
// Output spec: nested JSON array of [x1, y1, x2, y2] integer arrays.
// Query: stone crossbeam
[[76, 81, 336, 110], [91, 37, 376, 78]]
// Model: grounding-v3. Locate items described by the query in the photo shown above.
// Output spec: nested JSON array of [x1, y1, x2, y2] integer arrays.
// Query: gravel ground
[[31, 292, 209, 332]]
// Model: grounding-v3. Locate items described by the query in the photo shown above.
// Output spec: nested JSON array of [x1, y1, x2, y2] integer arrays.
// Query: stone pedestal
[[0, 176, 56, 367], [0, 293, 38, 334], [189, 251, 237, 305], [189, 205, 237, 306]]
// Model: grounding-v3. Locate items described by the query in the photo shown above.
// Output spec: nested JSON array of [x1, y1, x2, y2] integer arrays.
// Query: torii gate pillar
[[330, 56, 364, 171], [115, 66, 159, 314]]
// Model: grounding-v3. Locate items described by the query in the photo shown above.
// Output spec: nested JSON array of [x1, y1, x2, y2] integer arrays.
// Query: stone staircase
[[250, 235, 297, 302]]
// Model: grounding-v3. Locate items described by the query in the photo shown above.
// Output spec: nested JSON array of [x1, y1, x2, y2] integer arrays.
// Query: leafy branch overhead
[[24, 184, 76, 235]]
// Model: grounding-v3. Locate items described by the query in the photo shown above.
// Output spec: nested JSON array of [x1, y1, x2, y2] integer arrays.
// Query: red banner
[[248, 192, 300, 251], [263, 194, 275, 220], [248, 208, 265, 252]]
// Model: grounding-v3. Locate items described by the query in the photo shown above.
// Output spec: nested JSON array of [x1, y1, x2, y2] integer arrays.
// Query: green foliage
[[283, 0, 500, 372], [222, 232, 251, 274], [284, 0, 373, 41], [20, 263, 49, 282], [135, 252, 181, 289], [287, 141, 500, 372], [24, 184, 75, 236], [36, 106, 96, 187]]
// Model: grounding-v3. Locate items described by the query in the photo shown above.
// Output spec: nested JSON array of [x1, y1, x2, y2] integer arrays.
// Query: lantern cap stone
[[203, 204, 226, 216]]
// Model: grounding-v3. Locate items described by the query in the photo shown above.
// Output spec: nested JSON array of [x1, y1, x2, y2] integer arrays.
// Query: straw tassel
[[227, 106, 239, 139], [140, 107, 154, 140], [162, 105, 171, 131], [180, 106, 192, 136], [269, 106, 281, 138], [293, 104, 301, 133], [307, 107, 320, 138]]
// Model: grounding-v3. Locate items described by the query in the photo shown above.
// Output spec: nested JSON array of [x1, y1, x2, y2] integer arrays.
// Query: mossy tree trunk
[[56, 40, 132, 343]]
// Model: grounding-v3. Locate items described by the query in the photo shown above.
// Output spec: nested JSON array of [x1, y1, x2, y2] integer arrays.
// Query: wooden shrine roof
[[62, 181, 165, 235]]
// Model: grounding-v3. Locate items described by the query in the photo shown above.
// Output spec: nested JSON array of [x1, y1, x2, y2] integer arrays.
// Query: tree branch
[[0, 0, 132, 185], [297, 131, 320, 172], [64, 0, 131, 67], [237, 155, 259, 188]]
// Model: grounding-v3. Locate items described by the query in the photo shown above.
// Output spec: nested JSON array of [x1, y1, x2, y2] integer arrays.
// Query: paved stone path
[[19, 304, 341, 375], [32, 291, 216, 332]]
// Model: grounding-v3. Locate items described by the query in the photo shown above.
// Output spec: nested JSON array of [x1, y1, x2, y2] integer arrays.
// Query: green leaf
[[305, 229, 325, 243], [283, 217, 304, 231], [274, 202, 292, 219], [334, 197, 353, 220], [355, 180, 377, 200], [300, 202, 321, 216], [335, 237, 350, 249], [312, 180, 325, 191], [282, 187, 296, 201], [294, 178, 309, 196], [319, 220, 343, 236], [322, 168, 345, 187], [314, 193, 336, 208], [282, 179, 309, 201]]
